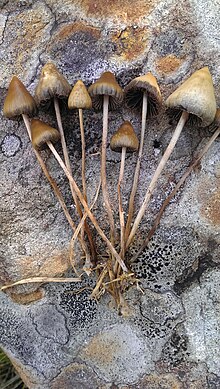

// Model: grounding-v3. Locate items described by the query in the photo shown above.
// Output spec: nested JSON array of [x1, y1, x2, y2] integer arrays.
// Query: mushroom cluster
[[3, 64, 219, 311]]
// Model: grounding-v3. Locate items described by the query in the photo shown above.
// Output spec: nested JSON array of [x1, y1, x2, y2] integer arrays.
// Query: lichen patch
[[156, 54, 183, 74]]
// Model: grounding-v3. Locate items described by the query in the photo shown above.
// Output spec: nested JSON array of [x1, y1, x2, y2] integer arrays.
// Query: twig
[[1, 277, 81, 291]]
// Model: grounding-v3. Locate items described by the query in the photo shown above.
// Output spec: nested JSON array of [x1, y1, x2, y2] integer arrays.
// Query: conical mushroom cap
[[68, 80, 92, 110], [3, 76, 37, 119], [31, 119, 60, 150], [124, 72, 162, 117], [35, 63, 71, 105], [110, 121, 139, 153], [166, 67, 216, 127], [88, 71, 123, 111]]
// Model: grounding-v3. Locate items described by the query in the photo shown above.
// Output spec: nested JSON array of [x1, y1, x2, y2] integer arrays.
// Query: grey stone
[[182, 269, 220, 376]]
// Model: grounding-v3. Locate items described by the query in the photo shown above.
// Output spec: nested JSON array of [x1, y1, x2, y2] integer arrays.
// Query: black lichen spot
[[59, 285, 97, 328], [1, 134, 22, 157], [153, 139, 160, 148], [161, 325, 189, 367], [130, 236, 176, 291]]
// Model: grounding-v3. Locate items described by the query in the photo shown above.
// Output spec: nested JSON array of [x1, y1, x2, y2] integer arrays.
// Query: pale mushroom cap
[[35, 63, 71, 105], [31, 119, 60, 150], [110, 121, 139, 152], [88, 71, 123, 111], [165, 67, 216, 127], [3, 76, 37, 119], [124, 72, 162, 117], [68, 80, 92, 110]]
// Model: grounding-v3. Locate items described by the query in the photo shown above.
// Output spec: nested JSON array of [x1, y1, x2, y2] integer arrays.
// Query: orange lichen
[[56, 22, 101, 40], [156, 54, 183, 74], [82, 335, 119, 364], [137, 373, 181, 389], [200, 188, 220, 226], [79, 0, 156, 23], [11, 249, 70, 286], [10, 289, 44, 304], [4, 6, 50, 77], [111, 26, 148, 61]]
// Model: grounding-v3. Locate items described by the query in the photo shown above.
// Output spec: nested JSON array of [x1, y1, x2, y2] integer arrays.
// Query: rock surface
[[0, 0, 220, 388]]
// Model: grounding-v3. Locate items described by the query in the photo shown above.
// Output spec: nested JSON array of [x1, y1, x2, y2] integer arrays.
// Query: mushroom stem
[[131, 125, 220, 262], [54, 97, 96, 261], [126, 110, 189, 249], [54, 97, 81, 209], [22, 114, 91, 263], [118, 146, 126, 259], [102, 94, 116, 244], [46, 140, 128, 272], [125, 92, 148, 241], [78, 108, 87, 201], [69, 180, 101, 276], [22, 114, 77, 233]]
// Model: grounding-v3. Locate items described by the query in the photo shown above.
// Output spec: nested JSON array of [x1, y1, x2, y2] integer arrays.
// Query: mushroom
[[31, 118, 94, 271], [3, 76, 77, 235], [126, 67, 217, 248], [68, 80, 92, 201], [124, 73, 162, 241], [31, 119, 60, 149], [88, 71, 123, 245], [35, 63, 96, 261], [29, 118, 128, 272], [35, 62, 72, 173], [110, 121, 139, 258]]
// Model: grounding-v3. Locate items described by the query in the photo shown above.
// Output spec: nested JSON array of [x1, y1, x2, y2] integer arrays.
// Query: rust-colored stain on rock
[[200, 188, 220, 226], [56, 22, 101, 40], [156, 54, 183, 74], [111, 26, 148, 61], [79, 0, 156, 22]]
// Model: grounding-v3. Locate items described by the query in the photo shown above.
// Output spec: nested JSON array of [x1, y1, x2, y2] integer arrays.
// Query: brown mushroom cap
[[88, 71, 123, 111], [68, 80, 92, 110], [110, 121, 139, 153], [124, 72, 162, 117], [31, 119, 60, 150], [35, 63, 71, 105], [3, 76, 37, 119], [166, 67, 216, 127]]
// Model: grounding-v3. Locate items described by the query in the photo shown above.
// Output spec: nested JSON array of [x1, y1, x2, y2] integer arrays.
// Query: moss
[[0, 348, 27, 389]]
